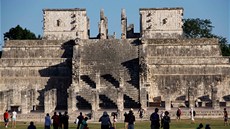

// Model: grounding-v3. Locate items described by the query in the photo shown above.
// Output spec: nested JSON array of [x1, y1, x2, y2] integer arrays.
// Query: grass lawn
[[0, 119, 229, 129]]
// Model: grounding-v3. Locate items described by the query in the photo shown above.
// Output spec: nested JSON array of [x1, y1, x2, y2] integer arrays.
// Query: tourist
[[63, 111, 69, 129], [80, 117, 88, 129], [205, 124, 211, 129], [138, 106, 145, 119], [189, 108, 195, 123], [160, 110, 165, 125], [196, 123, 203, 129], [124, 112, 129, 129], [99, 111, 112, 129], [44, 113, 52, 129], [51, 112, 59, 129], [127, 109, 135, 129], [150, 108, 160, 129], [3, 110, 10, 128], [223, 108, 229, 126], [161, 111, 171, 129], [11, 110, 17, 128], [111, 112, 118, 129], [176, 108, 182, 120], [58, 112, 63, 129], [76, 112, 84, 129], [28, 121, 36, 129]]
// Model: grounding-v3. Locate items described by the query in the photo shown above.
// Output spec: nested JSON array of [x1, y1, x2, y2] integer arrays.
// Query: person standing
[[3, 110, 10, 128], [28, 121, 37, 129], [138, 106, 145, 119], [99, 111, 111, 129], [224, 108, 229, 126], [63, 111, 69, 129], [127, 110, 135, 129], [11, 110, 17, 128], [51, 112, 59, 129], [80, 117, 88, 129], [161, 111, 171, 129], [58, 112, 63, 129], [45, 113, 52, 129], [176, 108, 182, 121], [124, 112, 129, 129], [190, 108, 195, 123], [150, 108, 160, 129], [111, 112, 117, 129], [76, 112, 84, 129]]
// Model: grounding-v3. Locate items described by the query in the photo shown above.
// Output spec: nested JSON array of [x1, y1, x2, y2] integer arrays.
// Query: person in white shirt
[[12, 110, 17, 128]]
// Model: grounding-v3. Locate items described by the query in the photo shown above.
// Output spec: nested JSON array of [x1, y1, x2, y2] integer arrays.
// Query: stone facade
[[43, 9, 89, 40], [0, 8, 230, 114]]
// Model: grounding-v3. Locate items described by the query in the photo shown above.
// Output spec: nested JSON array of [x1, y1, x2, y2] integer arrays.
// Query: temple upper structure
[[43, 8, 89, 40], [140, 8, 183, 38]]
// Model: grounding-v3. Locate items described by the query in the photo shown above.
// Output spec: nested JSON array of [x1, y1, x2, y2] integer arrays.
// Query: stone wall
[[0, 40, 73, 113], [140, 8, 183, 38], [43, 9, 89, 40]]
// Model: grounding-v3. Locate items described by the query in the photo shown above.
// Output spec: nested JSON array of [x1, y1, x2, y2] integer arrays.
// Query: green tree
[[4, 25, 38, 40], [183, 18, 230, 56]]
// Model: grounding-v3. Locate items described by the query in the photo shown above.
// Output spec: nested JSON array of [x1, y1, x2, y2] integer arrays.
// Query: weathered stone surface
[[0, 8, 230, 114]]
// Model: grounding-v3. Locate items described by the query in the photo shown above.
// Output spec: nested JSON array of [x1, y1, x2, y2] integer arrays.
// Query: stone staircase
[[0, 40, 74, 112]]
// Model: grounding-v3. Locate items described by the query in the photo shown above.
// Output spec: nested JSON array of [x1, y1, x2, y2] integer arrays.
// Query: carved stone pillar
[[212, 87, 220, 110], [96, 72, 101, 90], [165, 87, 171, 111], [44, 89, 57, 113], [117, 90, 124, 111], [92, 90, 99, 111], [188, 87, 195, 108], [21, 90, 29, 114], [121, 9, 127, 39], [99, 9, 108, 39], [68, 87, 77, 113], [0, 92, 7, 113], [140, 85, 147, 110]]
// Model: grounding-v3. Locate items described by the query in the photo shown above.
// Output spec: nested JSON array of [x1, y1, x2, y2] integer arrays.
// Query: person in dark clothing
[[52, 112, 59, 129], [205, 124, 211, 129], [76, 112, 84, 129], [196, 123, 204, 129], [127, 110, 135, 129], [63, 111, 69, 129], [28, 121, 36, 129], [58, 112, 63, 129], [99, 111, 111, 129], [124, 112, 129, 129], [150, 108, 160, 129], [162, 111, 171, 129]]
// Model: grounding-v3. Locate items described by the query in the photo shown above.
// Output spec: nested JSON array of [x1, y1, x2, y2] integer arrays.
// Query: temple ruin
[[0, 8, 230, 114]]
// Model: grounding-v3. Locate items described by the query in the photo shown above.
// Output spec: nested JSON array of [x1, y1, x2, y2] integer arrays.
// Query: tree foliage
[[4, 25, 38, 40], [183, 18, 230, 56]]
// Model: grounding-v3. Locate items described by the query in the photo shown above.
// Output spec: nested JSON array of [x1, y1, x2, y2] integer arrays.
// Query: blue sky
[[0, 0, 229, 49]]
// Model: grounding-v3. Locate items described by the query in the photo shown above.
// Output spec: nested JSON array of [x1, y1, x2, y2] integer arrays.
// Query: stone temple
[[0, 7, 230, 114]]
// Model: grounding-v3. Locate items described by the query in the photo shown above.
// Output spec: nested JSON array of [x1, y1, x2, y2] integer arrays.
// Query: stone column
[[212, 87, 220, 110], [44, 90, 56, 113], [140, 84, 148, 110], [96, 72, 101, 90], [92, 90, 99, 111], [117, 70, 124, 111], [117, 90, 124, 112], [121, 9, 127, 39], [99, 9, 108, 39], [0, 92, 7, 113], [21, 90, 29, 114], [68, 87, 77, 113], [188, 87, 195, 108], [165, 87, 171, 111]]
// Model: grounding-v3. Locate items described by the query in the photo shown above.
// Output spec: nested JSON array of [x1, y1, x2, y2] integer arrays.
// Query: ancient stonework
[[0, 8, 230, 114]]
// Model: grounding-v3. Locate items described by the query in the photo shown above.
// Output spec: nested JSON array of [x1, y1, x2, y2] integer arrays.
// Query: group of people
[[3, 109, 17, 128], [150, 108, 171, 129], [2, 107, 229, 129]]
